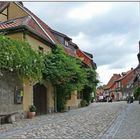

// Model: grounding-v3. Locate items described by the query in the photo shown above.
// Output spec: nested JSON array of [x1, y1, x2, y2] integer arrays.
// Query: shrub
[[133, 87, 140, 100], [29, 105, 36, 112], [80, 100, 87, 107]]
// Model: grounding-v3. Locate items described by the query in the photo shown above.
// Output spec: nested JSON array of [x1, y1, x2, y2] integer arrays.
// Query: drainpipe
[[54, 86, 57, 112]]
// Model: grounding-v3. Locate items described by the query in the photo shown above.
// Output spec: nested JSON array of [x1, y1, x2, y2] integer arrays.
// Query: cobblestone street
[[1, 101, 140, 139], [102, 101, 140, 139]]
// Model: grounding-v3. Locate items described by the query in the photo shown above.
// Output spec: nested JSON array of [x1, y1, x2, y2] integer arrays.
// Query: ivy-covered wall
[[0, 71, 23, 115]]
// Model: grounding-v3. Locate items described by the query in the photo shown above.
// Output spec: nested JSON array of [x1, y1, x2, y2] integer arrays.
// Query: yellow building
[[0, 2, 58, 115], [0, 2, 96, 116]]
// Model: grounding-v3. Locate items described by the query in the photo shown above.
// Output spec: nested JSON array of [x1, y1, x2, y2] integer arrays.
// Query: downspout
[[54, 86, 57, 112]]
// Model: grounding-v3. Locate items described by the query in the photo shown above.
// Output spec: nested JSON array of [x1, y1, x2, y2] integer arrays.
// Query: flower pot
[[27, 112, 36, 119]]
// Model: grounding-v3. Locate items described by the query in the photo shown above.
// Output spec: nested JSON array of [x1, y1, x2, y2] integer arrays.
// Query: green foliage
[[0, 35, 45, 81], [82, 69, 99, 105], [80, 99, 87, 107], [29, 105, 36, 112], [44, 45, 89, 111], [0, 35, 99, 111], [44, 46, 87, 89], [133, 87, 140, 100]]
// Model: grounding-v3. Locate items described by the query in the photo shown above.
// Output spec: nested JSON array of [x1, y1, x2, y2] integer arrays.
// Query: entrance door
[[33, 83, 47, 115]]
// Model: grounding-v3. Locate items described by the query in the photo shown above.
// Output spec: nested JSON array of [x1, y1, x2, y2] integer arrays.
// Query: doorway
[[33, 83, 47, 115]]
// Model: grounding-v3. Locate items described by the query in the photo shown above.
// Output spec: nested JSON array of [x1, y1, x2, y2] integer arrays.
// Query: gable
[[8, 2, 28, 20]]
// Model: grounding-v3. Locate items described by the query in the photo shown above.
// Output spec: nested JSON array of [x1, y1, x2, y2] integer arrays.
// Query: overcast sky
[[24, 2, 140, 85]]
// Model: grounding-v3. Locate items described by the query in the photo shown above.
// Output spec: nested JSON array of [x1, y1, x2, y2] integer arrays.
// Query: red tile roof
[[20, 4, 59, 44], [0, 16, 53, 43], [105, 74, 121, 89], [116, 69, 134, 81], [76, 49, 92, 66]]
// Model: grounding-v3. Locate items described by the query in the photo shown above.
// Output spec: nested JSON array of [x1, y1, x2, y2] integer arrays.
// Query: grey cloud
[[23, 2, 139, 70]]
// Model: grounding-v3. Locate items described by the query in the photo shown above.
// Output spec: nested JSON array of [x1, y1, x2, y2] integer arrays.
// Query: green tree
[[133, 86, 140, 100]]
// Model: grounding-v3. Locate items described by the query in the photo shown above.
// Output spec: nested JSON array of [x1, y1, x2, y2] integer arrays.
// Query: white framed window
[[64, 40, 69, 46]]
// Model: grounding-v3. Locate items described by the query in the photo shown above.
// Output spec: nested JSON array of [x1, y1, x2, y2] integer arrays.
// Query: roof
[[76, 49, 93, 66], [83, 51, 93, 58], [116, 68, 134, 81], [63, 47, 77, 58], [15, 2, 58, 44], [0, 16, 54, 45], [105, 74, 121, 89], [69, 41, 78, 49], [50, 29, 72, 41]]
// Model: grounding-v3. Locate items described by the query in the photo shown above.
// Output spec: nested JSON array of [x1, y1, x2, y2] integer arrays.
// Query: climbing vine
[[44, 45, 98, 111], [82, 68, 99, 105], [0, 35, 45, 81], [0, 35, 98, 111]]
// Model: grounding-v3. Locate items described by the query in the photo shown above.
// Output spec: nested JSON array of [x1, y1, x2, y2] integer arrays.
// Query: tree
[[133, 86, 140, 100]]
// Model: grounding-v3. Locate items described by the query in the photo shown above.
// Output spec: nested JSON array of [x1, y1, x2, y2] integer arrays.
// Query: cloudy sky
[[24, 2, 139, 85]]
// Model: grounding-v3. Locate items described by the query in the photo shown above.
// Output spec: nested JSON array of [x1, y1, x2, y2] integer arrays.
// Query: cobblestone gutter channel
[[101, 103, 130, 139], [101, 101, 140, 139]]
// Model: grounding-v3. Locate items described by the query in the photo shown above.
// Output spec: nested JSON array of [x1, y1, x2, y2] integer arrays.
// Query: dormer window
[[64, 40, 69, 46]]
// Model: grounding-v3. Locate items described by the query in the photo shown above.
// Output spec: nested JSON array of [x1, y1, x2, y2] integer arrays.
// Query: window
[[14, 88, 23, 104], [118, 81, 121, 87], [64, 40, 69, 46], [38, 46, 44, 54]]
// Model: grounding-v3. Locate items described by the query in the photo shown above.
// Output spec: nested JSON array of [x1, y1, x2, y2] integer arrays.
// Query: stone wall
[[0, 71, 23, 115]]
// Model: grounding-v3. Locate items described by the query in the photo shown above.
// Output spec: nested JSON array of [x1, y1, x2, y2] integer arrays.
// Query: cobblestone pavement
[[0, 102, 127, 139], [102, 101, 140, 139]]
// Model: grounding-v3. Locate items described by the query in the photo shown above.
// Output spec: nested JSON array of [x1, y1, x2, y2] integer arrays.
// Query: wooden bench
[[0, 112, 18, 124]]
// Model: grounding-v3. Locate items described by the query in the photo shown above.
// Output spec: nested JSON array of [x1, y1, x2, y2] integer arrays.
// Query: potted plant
[[27, 105, 36, 119]]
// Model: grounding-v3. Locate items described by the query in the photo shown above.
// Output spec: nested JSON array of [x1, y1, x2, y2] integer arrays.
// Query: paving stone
[[0, 102, 127, 139]]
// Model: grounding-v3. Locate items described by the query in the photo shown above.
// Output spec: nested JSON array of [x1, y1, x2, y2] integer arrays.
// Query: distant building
[[115, 68, 136, 100], [96, 88, 104, 101], [104, 74, 121, 101], [133, 41, 140, 88]]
